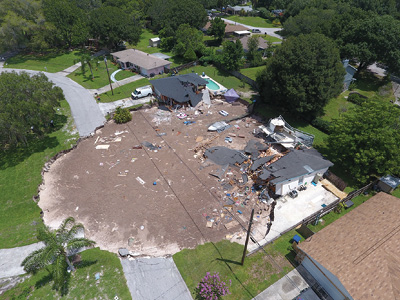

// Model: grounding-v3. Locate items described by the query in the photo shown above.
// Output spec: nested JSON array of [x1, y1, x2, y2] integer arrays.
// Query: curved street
[[221, 18, 283, 39], [0, 67, 105, 137]]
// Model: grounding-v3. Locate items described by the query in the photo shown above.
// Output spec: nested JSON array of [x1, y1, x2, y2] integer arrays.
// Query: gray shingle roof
[[260, 149, 333, 184], [151, 74, 207, 106]]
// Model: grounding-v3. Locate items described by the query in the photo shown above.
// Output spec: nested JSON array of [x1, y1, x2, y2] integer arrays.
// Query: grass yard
[[179, 65, 253, 92], [308, 193, 372, 232], [113, 69, 137, 82], [67, 58, 124, 89], [174, 240, 293, 300], [0, 100, 78, 248], [240, 66, 265, 81], [252, 34, 282, 43], [2, 248, 131, 299], [4, 51, 84, 73], [225, 16, 277, 28], [131, 29, 165, 54], [99, 78, 150, 102]]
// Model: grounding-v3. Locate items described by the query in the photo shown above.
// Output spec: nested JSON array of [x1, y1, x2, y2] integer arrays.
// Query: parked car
[[219, 110, 229, 116], [252, 29, 261, 33], [131, 85, 153, 99], [288, 190, 298, 198]]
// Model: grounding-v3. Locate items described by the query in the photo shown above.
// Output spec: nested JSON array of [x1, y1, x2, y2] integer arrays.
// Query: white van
[[131, 85, 153, 99]]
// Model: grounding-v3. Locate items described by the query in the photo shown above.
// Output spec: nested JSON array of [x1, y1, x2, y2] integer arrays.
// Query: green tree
[[43, 0, 89, 48], [147, 0, 207, 33], [173, 24, 204, 59], [327, 98, 400, 184], [207, 17, 226, 44], [342, 14, 400, 74], [0, 71, 64, 146], [257, 33, 344, 117], [74, 53, 100, 80], [222, 39, 244, 71], [89, 6, 141, 49], [21, 217, 95, 294], [247, 35, 263, 67]]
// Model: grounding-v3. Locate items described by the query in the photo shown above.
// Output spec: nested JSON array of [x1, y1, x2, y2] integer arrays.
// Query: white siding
[[301, 256, 353, 300]]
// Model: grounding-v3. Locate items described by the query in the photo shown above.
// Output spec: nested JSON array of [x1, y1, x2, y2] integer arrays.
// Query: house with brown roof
[[237, 35, 269, 53], [296, 192, 400, 300], [111, 49, 171, 77], [203, 21, 249, 37]]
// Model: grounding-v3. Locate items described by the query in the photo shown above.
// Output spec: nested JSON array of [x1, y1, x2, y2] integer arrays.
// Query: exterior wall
[[275, 167, 330, 195], [141, 65, 170, 77], [377, 181, 393, 193], [301, 255, 353, 300]]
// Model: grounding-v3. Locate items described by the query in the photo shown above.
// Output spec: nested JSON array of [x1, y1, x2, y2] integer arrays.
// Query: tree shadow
[[215, 257, 242, 266], [0, 135, 60, 170], [6, 50, 84, 65]]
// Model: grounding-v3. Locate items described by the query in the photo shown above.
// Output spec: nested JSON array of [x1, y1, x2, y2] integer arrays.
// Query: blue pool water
[[205, 78, 220, 90]]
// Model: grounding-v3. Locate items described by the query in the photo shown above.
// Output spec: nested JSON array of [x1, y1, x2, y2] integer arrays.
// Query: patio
[[248, 182, 339, 252]]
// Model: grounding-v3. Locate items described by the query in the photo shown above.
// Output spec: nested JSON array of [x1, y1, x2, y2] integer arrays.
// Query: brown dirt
[[39, 101, 266, 256]]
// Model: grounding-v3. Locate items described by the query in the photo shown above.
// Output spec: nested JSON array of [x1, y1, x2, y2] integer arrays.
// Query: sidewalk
[[89, 74, 144, 95], [56, 62, 81, 76], [98, 96, 151, 116]]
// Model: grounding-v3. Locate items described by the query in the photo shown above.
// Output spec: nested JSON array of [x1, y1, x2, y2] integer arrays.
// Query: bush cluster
[[311, 118, 332, 134], [113, 106, 132, 124], [347, 93, 367, 105]]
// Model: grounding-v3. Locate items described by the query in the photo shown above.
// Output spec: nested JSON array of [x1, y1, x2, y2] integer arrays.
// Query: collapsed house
[[151, 73, 208, 107]]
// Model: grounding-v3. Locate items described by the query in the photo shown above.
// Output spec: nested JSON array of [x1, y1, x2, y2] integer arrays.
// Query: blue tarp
[[224, 88, 239, 103]]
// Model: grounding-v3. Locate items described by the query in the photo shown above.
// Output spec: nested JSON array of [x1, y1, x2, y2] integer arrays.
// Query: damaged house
[[151, 73, 208, 107], [257, 148, 333, 195]]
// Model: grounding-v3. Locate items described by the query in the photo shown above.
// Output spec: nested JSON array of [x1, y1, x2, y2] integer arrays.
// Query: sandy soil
[[39, 100, 268, 256]]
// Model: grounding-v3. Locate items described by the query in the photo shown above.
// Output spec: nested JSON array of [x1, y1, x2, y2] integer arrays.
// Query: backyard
[[0, 100, 78, 248], [225, 16, 277, 28]]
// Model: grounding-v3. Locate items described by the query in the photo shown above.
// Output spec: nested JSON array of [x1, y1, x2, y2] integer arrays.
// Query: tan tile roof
[[298, 192, 400, 300], [203, 21, 248, 34], [111, 49, 171, 70], [238, 35, 269, 51]]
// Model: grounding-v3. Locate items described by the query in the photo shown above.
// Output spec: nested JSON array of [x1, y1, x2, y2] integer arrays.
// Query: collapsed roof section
[[204, 146, 248, 166]]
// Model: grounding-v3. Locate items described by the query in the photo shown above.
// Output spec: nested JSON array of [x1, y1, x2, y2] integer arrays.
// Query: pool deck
[[201, 74, 227, 94]]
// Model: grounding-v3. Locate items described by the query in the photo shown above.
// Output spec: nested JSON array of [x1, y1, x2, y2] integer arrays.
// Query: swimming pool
[[205, 78, 220, 91]]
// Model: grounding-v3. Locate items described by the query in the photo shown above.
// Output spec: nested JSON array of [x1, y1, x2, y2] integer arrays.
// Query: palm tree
[[75, 53, 99, 80], [21, 217, 95, 291]]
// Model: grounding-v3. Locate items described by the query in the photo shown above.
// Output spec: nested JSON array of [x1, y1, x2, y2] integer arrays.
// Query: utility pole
[[241, 208, 255, 266], [104, 56, 114, 95]]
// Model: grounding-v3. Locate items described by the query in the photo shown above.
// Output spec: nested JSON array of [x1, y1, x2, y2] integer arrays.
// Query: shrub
[[347, 93, 367, 105], [311, 118, 332, 134], [113, 106, 132, 124], [195, 272, 231, 300]]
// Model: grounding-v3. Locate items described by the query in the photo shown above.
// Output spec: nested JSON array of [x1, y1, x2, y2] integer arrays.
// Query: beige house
[[297, 192, 400, 300], [111, 49, 171, 77]]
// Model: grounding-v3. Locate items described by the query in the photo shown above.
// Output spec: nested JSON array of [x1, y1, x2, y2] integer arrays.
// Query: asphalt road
[[121, 257, 193, 300], [0, 68, 105, 137], [221, 18, 283, 39]]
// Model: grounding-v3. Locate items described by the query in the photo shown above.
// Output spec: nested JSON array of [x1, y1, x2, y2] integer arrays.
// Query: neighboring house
[[238, 35, 269, 53], [226, 5, 254, 15], [203, 21, 248, 37], [111, 49, 171, 77], [343, 59, 357, 90], [258, 148, 333, 195], [271, 9, 284, 17], [151, 73, 208, 107], [149, 37, 161, 47], [296, 192, 400, 300], [377, 174, 400, 193]]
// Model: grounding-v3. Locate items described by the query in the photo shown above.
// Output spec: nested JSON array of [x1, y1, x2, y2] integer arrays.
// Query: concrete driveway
[[0, 242, 44, 278], [121, 257, 193, 300], [221, 18, 283, 39], [0, 68, 105, 137], [98, 96, 151, 116]]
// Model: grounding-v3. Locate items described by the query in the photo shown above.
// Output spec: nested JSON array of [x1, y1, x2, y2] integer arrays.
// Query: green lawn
[[99, 78, 150, 102], [4, 51, 84, 73], [114, 69, 138, 81], [225, 16, 277, 28], [67, 58, 125, 89], [308, 193, 372, 232], [240, 66, 265, 81], [179, 65, 253, 92], [2, 248, 131, 299], [0, 100, 78, 248], [251, 34, 282, 43], [174, 240, 293, 300], [131, 29, 164, 54]]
